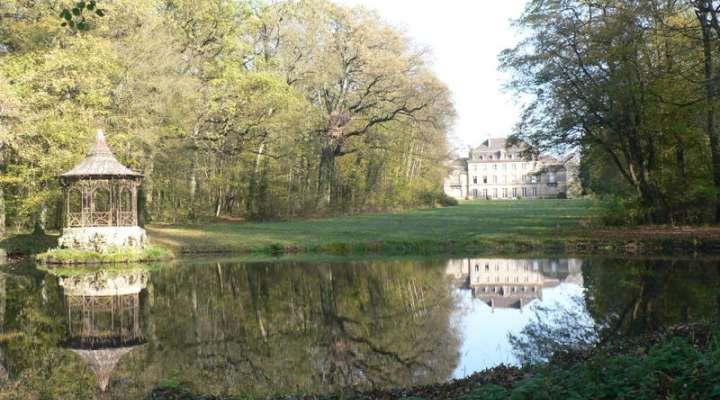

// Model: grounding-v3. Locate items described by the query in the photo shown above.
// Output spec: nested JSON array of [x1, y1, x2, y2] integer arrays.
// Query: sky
[[335, 0, 528, 153]]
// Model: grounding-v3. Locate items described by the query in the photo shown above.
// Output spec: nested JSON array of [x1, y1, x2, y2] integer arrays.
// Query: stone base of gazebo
[[58, 227, 148, 253]]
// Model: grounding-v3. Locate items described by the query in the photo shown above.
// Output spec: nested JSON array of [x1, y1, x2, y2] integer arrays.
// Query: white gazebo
[[58, 130, 147, 252]]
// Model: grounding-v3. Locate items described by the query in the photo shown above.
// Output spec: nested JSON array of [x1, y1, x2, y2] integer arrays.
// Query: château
[[444, 138, 579, 200]]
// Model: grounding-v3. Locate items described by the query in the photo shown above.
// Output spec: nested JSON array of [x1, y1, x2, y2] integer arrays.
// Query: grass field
[[147, 199, 598, 256]]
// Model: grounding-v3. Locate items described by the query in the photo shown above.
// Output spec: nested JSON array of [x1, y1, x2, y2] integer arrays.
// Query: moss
[[35, 245, 173, 265]]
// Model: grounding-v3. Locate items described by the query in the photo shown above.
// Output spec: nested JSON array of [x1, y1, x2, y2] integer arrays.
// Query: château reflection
[[58, 269, 148, 391], [446, 258, 584, 311]]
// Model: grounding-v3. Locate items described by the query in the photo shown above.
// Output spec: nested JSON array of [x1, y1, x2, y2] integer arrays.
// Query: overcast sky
[[335, 0, 528, 153]]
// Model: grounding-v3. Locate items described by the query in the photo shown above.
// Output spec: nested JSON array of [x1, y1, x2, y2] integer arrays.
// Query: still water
[[0, 256, 718, 399]]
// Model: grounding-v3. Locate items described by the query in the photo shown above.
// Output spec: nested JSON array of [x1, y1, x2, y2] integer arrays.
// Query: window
[[493, 188, 498, 198], [502, 188, 508, 198], [473, 176, 477, 184], [119, 187, 133, 211], [512, 187, 517, 198], [522, 187, 528, 197], [531, 175, 538, 184], [483, 189, 488, 198], [532, 187, 538, 197], [475, 265, 479, 272], [548, 172, 556, 184], [483, 176, 488, 184], [93, 188, 111, 212], [493, 163, 498, 170], [472, 189, 478, 198], [68, 189, 83, 213], [493, 176, 498, 184], [485, 263, 490, 271]]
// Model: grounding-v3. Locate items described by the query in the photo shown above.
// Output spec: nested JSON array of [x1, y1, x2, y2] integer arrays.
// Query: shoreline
[[2, 200, 720, 264], [8, 232, 720, 266]]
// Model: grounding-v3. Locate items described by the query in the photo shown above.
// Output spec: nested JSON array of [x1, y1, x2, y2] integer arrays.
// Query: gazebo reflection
[[58, 269, 148, 391]]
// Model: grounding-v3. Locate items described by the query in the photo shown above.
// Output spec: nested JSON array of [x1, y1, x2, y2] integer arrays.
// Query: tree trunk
[[697, 3, 720, 222], [188, 151, 198, 221], [0, 185, 5, 240], [317, 145, 336, 209], [33, 203, 47, 234]]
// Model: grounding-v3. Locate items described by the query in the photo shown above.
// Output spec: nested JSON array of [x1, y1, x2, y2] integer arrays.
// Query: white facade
[[444, 138, 577, 200], [446, 258, 584, 311]]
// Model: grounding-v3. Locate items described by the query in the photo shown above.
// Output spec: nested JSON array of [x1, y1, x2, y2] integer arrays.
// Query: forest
[[503, 0, 720, 224], [0, 0, 456, 232]]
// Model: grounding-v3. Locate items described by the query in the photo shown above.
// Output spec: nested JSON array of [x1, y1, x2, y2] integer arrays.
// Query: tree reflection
[[510, 258, 720, 365], [584, 258, 720, 340], [0, 267, 96, 399], [108, 259, 460, 398]]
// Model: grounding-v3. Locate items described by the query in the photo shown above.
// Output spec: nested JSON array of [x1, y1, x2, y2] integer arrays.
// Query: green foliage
[[502, 0, 720, 224], [60, 0, 105, 31], [465, 334, 720, 400], [0, 0, 455, 230]]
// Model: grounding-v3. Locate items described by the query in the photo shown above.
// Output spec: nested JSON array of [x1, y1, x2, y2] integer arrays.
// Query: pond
[[0, 256, 718, 399]]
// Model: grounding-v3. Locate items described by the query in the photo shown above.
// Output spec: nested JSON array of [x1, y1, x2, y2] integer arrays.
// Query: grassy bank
[[148, 199, 720, 256], [148, 199, 598, 256], [5, 199, 720, 260], [147, 324, 720, 400], [36, 245, 173, 265]]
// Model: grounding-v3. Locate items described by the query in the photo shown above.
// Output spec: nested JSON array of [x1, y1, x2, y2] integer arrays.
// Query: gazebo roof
[[72, 346, 142, 392], [61, 130, 142, 179]]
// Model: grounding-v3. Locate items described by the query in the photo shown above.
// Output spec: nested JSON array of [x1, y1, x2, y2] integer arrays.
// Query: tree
[[503, 0, 716, 223]]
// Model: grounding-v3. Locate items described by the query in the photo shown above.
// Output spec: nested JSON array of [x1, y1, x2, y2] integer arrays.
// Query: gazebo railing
[[67, 212, 84, 227], [118, 211, 136, 226], [91, 211, 112, 226], [67, 211, 136, 227]]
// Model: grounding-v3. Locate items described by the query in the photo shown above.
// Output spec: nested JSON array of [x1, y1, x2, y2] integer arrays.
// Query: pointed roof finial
[[60, 129, 142, 179]]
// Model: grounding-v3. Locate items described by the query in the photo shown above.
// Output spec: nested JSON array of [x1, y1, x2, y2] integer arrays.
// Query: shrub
[[438, 192, 459, 206], [417, 190, 458, 208]]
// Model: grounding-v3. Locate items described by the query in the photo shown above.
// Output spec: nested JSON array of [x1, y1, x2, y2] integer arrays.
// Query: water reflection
[[0, 257, 717, 399], [447, 258, 583, 310], [59, 270, 148, 391], [446, 258, 585, 376]]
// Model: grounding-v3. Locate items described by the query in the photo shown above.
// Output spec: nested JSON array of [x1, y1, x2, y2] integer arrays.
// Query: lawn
[[147, 199, 598, 256]]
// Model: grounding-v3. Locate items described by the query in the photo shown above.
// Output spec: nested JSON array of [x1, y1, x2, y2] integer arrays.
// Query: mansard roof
[[472, 137, 527, 152], [61, 130, 142, 180]]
